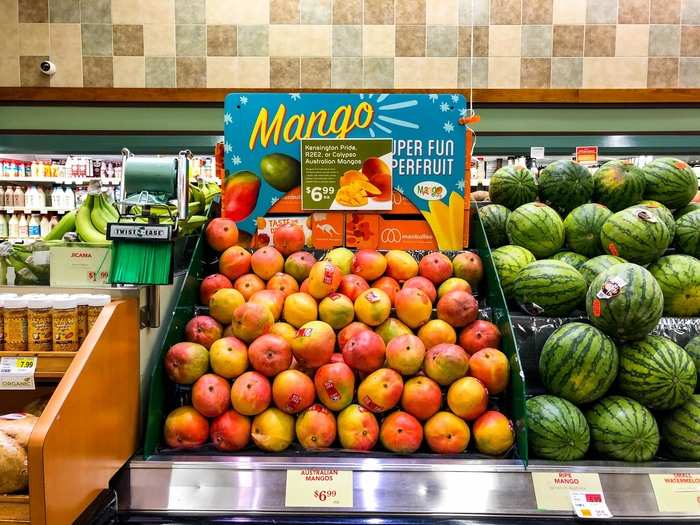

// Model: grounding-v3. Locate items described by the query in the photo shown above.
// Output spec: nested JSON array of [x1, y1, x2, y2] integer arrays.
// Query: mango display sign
[[222, 93, 469, 250]]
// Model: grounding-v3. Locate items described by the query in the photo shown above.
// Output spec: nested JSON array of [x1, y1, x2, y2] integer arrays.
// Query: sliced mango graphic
[[340, 170, 368, 186]]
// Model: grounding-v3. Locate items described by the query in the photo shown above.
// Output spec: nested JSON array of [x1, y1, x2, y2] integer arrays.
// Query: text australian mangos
[[337, 404, 379, 451], [210, 410, 251, 452], [380, 411, 423, 454], [230, 371, 271, 416], [342, 329, 386, 373], [357, 368, 404, 413], [401, 376, 442, 421], [165, 342, 209, 384], [314, 361, 355, 411], [295, 404, 337, 450], [164, 406, 209, 449], [206, 218, 239, 252], [185, 315, 223, 349], [291, 320, 336, 367]]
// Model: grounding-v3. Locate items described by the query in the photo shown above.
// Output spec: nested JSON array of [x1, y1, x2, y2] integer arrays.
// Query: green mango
[[260, 153, 300, 193]]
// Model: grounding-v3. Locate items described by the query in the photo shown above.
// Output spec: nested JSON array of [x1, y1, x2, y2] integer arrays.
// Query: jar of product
[[72, 294, 92, 345], [51, 295, 78, 352], [86, 294, 110, 333], [4, 296, 28, 352], [27, 295, 52, 352], [0, 294, 18, 351]]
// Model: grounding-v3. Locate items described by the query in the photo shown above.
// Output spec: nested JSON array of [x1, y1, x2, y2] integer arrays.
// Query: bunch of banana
[[76, 193, 117, 243], [2, 241, 59, 285], [42, 210, 76, 241]]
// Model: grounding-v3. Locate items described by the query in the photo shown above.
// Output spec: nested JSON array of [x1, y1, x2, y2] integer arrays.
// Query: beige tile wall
[[4, 0, 700, 88]]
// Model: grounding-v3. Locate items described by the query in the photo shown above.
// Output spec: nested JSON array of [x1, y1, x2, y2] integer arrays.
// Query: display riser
[[114, 456, 699, 520]]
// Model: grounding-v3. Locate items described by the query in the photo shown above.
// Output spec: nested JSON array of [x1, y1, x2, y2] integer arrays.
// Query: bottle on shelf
[[24, 186, 35, 209], [13, 186, 24, 208], [40, 215, 50, 237], [0, 214, 8, 238], [8, 214, 18, 239], [18, 214, 27, 239], [4, 187, 13, 208], [63, 186, 75, 209], [36, 186, 46, 208], [0, 186, 4, 207], [28, 214, 40, 239], [49, 215, 58, 231]]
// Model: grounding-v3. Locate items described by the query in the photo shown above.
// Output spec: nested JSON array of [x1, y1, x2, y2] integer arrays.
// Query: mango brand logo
[[249, 102, 374, 150]]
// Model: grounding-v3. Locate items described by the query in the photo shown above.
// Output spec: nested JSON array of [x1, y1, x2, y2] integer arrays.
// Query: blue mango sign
[[223, 92, 468, 249]]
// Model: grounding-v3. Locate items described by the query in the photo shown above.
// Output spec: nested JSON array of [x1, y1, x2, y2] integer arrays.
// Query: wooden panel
[[0, 496, 30, 524], [27, 299, 139, 525], [2, 88, 700, 104]]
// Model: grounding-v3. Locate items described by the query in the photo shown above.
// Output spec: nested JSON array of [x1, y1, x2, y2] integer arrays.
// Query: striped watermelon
[[661, 394, 700, 460], [539, 322, 618, 404], [686, 336, 700, 384], [675, 202, 700, 219], [491, 245, 536, 299], [642, 158, 698, 209], [593, 160, 646, 211], [538, 160, 594, 215], [551, 251, 588, 269], [648, 255, 700, 316], [506, 203, 565, 259], [526, 395, 590, 461], [478, 204, 511, 248], [489, 165, 538, 210], [579, 255, 626, 287], [618, 335, 697, 410], [513, 260, 587, 316], [586, 263, 664, 341], [564, 203, 612, 257], [637, 200, 676, 237], [586, 396, 660, 462], [675, 209, 700, 258], [600, 207, 671, 264]]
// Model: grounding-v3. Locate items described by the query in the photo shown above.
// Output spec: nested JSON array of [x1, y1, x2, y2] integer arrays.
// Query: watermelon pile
[[488, 165, 537, 210]]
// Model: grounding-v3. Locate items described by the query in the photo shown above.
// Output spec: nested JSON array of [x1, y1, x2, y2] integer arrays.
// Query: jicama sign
[[223, 93, 469, 250]]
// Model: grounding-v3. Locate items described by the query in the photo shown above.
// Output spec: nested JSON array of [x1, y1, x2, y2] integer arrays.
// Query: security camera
[[39, 61, 56, 76]]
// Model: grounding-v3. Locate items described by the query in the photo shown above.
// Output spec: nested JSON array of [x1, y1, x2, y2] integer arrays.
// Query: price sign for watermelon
[[0, 356, 37, 390], [649, 473, 700, 513], [285, 468, 353, 508], [532, 472, 603, 511]]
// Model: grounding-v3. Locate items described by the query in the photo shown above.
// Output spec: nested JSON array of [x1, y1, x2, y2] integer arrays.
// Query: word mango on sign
[[531, 472, 603, 511]]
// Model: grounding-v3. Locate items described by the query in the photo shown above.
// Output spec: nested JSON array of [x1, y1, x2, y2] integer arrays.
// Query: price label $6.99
[[285, 469, 353, 508]]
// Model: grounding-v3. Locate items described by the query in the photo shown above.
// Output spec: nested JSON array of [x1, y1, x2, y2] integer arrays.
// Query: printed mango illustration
[[336, 169, 382, 207], [362, 157, 392, 201], [260, 153, 301, 192], [222, 171, 261, 221]]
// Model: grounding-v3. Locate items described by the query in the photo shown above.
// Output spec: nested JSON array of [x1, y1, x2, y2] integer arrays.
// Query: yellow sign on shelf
[[285, 468, 353, 508], [649, 473, 700, 513], [532, 472, 603, 511]]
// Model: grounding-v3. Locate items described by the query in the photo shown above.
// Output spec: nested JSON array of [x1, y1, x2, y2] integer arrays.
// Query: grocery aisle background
[[1, 0, 700, 89]]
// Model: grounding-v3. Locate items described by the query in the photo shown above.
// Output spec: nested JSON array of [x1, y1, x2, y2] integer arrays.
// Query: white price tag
[[285, 469, 353, 508], [570, 491, 613, 518], [530, 146, 545, 159], [0, 356, 37, 390]]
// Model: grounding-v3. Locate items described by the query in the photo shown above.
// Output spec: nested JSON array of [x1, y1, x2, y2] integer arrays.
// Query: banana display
[[0, 240, 61, 285]]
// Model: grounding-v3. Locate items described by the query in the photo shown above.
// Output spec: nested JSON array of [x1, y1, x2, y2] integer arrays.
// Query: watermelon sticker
[[596, 277, 627, 300], [635, 209, 657, 223], [592, 299, 602, 317], [608, 243, 619, 256]]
